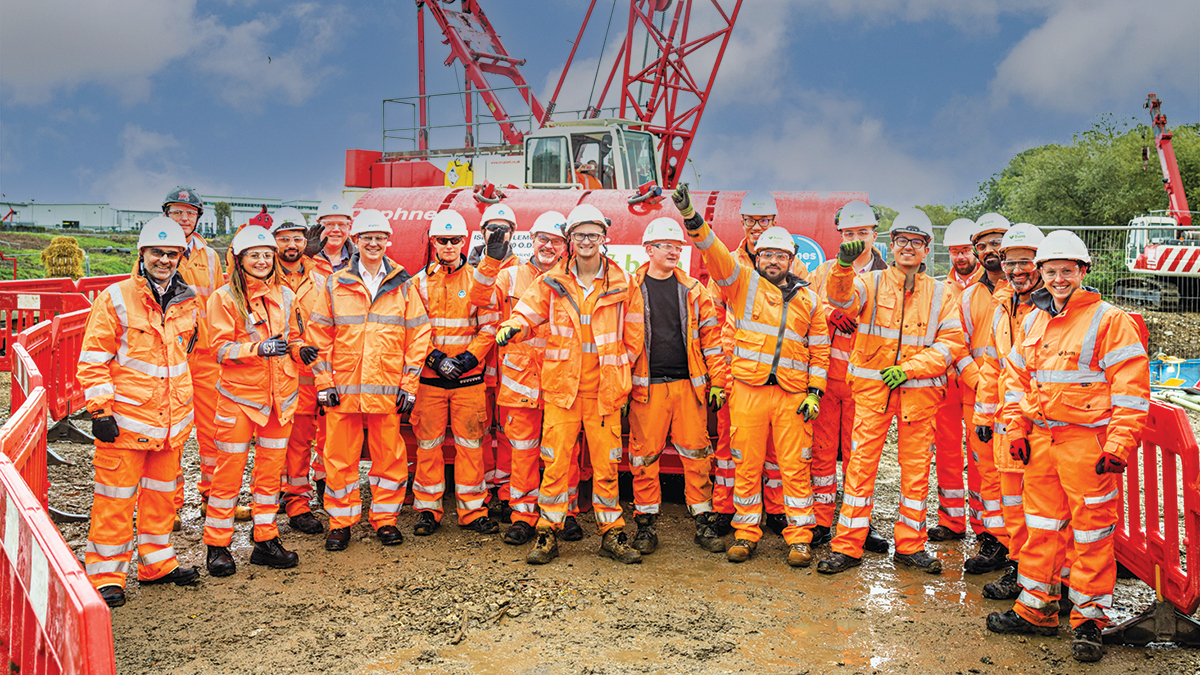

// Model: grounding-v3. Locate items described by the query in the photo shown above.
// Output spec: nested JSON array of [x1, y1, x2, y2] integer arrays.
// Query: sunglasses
[[434, 236, 464, 246]]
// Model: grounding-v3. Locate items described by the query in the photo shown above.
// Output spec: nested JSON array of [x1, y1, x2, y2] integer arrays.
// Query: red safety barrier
[[47, 310, 90, 422], [0, 279, 78, 295], [0, 292, 90, 373], [73, 275, 127, 303], [16, 321, 54, 403], [9, 339, 43, 415], [0, 380, 49, 513]]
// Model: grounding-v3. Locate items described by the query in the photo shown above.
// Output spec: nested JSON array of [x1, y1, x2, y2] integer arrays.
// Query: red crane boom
[[1145, 93, 1192, 228]]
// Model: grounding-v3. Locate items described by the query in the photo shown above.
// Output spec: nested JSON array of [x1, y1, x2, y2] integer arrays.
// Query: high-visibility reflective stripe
[[975, 402, 997, 414], [1100, 342, 1146, 369], [982, 515, 1006, 529], [838, 514, 871, 529], [897, 515, 927, 532], [456, 481, 486, 494], [327, 505, 363, 518], [634, 503, 660, 514], [939, 506, 966, 517], [1111, 394, 1150, 411], [733, 493, 762, 506], [843, 493, 873, 508], [1068, 587, 1113, 608], [208, 496, 238, 508], [673, 442, 710, 459], [715, 476, 735, 487], [540, 491, 570, 505], [784, 495, 814, 509], [938, 488, 965, 499], [812, 474, 837, 487], [473, 268, 495, 285], [433, 335, 472, 346], [696, 228, 716, 250], [333, 314, 366, 325], [545, 348, 570, 361], [1034, 369, 1106, 384], [216, 440, 251, 454], [83, 383, 115, 399], [847, 365, 945, 388], [85, 560, 130, 576], [452, 435, 482, 449], [412, 480, 445, 494], [326, 482, 360, 499], [961, 284, 976, 338], [1017, 573, 1058, 594], [371, 502, 402, 513], [95, 482, 137, 499], [257, 436, 288, 450], [205, 516, 235, 529], [367, 475, 404, 491], [1032, 417, 1110, 430], [336, 384, 402, 396], [80, 350, 114, 363], [629, 453, 661, 467], [982, 498, 1001, 511], [365, 313, 405, 326], [1026, 513, 1069, 531], [139, 477, 175, 492], [732, 513, 760, 524], [1017, 590, 1056, 611], [1084, 489, 1119, 506], [900, 496, 926, 511], [1002, 494, 1023, 506], [87, 540, 135, 557], [140, 546, 177, 565], [1074, 524, 1115, 543]]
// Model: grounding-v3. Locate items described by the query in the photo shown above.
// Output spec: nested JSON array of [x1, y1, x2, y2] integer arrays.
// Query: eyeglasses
[[242, 251, 274, 261], [358, 234, 389, 244], [570, 232, 604, 243], [974, 238, 1004, 252], [649, 243, 683, 253], [841, 228, 875, 240], [275, 235, 307, 246], [1041, 266, 1082, 280], [166, 209, 197, 219], [891, 235, 926, 249], [1001, 260, 1035, 272], [433, 236, 463, 246], [146, 248, 181, 261], [757, 250, 792, 262], [743, 216, 774, 229], [533, 234, 564, 246]]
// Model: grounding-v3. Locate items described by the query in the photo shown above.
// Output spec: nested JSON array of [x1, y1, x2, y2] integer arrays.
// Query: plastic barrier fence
[[4, 345, 48, 511], [16, 321, 54, 401], [0, 292, 90, 373], [73, 275, 128, 303], [47, 310, 90, 422]]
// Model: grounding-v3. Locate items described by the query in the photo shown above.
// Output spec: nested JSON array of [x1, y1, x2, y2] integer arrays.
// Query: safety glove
[[298, 346, 319, 366], [495, 325, 520, 346], [317, 388, 340, 408], [1095, 452, 1127, 475], [92, 414, 119, 443], [257, 335, 289, 357], [827, 308, 856, 335], [396, 389, 418, 415], [485, 226, 510, 260], [797, 389, 822, 422], [437, 356, 465, 380], [621, 397, 631, 418], [707, 386, 726, 413], [837, 240, 865, 268], [1009, 438, 1030, 465], [880, 365, 908, 389], [425, 349, 448, 371], [975, 424, 993, 444], [672, 183, 695, 220]]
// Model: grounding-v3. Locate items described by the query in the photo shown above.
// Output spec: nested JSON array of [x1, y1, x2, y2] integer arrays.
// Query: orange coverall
[[175, 233, 223, 509], [472, 253, 518, 503], [279, 258, 327, 517]]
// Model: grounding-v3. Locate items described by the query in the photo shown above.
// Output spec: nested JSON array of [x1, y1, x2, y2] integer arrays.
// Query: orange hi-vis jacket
[[500, 257, 645, 416], [279, 258, 327, 415], [630, 264, 729, 404], [953, 276, 1001, 394], [828, 263, 970, 421], [470, 256, 553, 408], [311, 241, 356, 278], [690, 220, 830, 394], [307, 254, 432, 413], [415, 258, 498, 382], [948, 265, 985, 291], [208, 278, 307, 426], [976, 281, 1039, 471], [177, 233, 223, 351], [1001, 288, 1150, 460], [471, 252, 518, 387], [77, 272, 200, 450], [805, 253, 888, 383]]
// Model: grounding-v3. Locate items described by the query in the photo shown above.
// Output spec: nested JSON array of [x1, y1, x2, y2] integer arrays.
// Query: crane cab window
[[527, 136, 568, 186], [571, 133, 614, 189], [618, 130, 658, 188]]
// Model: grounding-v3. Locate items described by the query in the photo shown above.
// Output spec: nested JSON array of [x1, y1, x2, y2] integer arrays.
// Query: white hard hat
[[890, 208, 933, 242], [754, 226, 796, 255], [1035, 230, 1091, 266], [943, 218, 978, 248], [481, 203, 518, 229], [231, 225, 278, 255], [974, 212, 1011, 240], [740, 190, 777, 217], [138, 216, 188, 250], [429, 210, 468, 237], [351, 209, 393, 236], [270, 206, 307, 234], [641, 217, 686, 245], [317, 198, 353, 222], [529, 211, 567, 240], [834, 200, 878, 231], [1000, 223, 1045, 253], [566, 204, 607, 233]]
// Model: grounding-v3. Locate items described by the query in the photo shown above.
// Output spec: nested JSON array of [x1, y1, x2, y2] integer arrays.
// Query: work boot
[[1072, 620, 1104, 662], [487, 489, 513, 524], [765, 512, 787, 537], [140, 565, 200, 586], [560, 515, 585, 541], [504, 521, 535, 545], [694, 513, 726, 553], [206, 546, 236, 577], [289, 511, 324, 535], [526, 529, 559, 565], [964, 532, 1009, 574], [250, 537, 299, 569], [632, 514, 658, 554], [894, 549, 943, 574], [413, 511, 440, 536], [464, 516, 500, 535], [986, 609, 1058, 636], [864, 524, 890, 554], [810, 525, 832, 547], [927, 525, 965, 542], [983, 566, 1022, 600], [712, 512, 734, 536], [787, 543, 812, 568], [599, 529, 643, 564], [234, 505, 252, 522], [376, 525, 403, 546], [325, 526, 351, 551], [816, 552, 862, 575], [99, 585, 125, 608], [173, 511, 182, 532], [726, 538, 757, 563]]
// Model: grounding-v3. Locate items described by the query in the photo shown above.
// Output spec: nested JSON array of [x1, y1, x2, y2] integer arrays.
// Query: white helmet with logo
[[754, 226, 796, 255], [481, 203, 518, 230], [1035, 230, 1091, 266], [270, 206, 307, 234], [232, 225, 278, 255], [890, 208, 934, 242], [974, 212, 1011, 240], [429, 209, 469, 237], [529, 211, 567, 240], [317, 198, 354, 222], [1000, 223, 1045, 253], [943, 218, 978, 248], [138, 216, 188, 250], [740, 190, 778, 217], [834, 200, 878, 231], [566, 204, 607, 234], [351, 209, 393, 236], [641, 217, 687, 245]]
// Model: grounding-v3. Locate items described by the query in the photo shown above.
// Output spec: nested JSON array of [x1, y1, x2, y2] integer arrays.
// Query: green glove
[[672, 183, 694, 219], [621, 398, 631, 418], [496, 325, 520, 346], [707, 386, 726, 412], [837, 240, 865, 267], [797, 393, 821, 421], [881, 365, 908, 389]]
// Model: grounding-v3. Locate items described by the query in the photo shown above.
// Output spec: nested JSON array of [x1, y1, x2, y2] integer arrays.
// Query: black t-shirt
[[644, 274, 690, 380]]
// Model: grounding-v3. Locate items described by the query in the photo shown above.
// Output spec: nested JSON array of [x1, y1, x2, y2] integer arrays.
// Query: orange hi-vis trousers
[[282, 413, 325, 517], [629, 379, 714, 516], [1014, 426, 1118, 630], [833, 395, 938, 558], [967, 400, 1007, 544], [728, 381, 816, 545], [323, 411, 407, 530], [499, 405, 542, 527], [482, 389, 513, 500], [811, 378, 854, 528], [203, 407, 291, 546], [175, 350, 220, 511], [85, 443, 184, 590], [412, 383, 489, 526], [713, 404, 734, 513], [537, 396, 624, 534], [933, 378, 967, 534]]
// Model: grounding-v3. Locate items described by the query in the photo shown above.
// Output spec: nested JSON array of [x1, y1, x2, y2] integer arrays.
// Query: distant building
[[0, 196, 321, 235]]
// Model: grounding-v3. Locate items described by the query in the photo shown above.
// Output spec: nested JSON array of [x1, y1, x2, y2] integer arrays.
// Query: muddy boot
[[413, 511, 440, 536], [463, 516, 500, 535], [599, 529, 642, 564], [765, 512, 787, 537], [894, 549, 942, 574], [526, 528, 559, 565], [983, 565, 1021, 600], [964, 532, 1009, 574], [694, 513, 726, 553], [173, 511, 182, 532], [863, 524, 890, 554], [1072, 620, 1104, 662], [376, 525, 403, 546], [632, 514, 658, 554], [249, 537, 299, 569], [289, 511, 324, 535], [325, 526, 350, 551], [504, 521, 535, 545], [713, 512, 734, 536], [99, 585, 125, 608], [206, 545, 236, 577], [234, 504, 253, 522], [816, 552, 862, 575], [787, 543, 812, 568], [560, 515, 585, 541], [726, 539, 757, 563], [927, 525, 965, 542], [810, 525, 832, 547], [986, 609, 1058, 636]]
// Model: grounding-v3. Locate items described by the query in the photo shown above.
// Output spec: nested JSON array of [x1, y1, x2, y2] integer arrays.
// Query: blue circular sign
[[790, 235, 826, 270]]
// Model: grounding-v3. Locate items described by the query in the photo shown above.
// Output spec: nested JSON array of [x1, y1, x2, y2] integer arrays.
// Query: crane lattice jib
[[1146, 93, 1192, 228]]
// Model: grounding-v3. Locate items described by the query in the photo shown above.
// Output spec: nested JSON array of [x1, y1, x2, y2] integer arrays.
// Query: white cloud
[[88, 125, 227, 210]]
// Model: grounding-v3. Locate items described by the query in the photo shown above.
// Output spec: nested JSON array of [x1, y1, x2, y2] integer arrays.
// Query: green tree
[[41, 236, 85, 279], [215, 201, 232, 236]]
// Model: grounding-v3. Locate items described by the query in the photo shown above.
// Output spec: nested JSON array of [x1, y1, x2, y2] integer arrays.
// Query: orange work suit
[[827, 263, 971, 557], [1003, 288, 1149, 629], [411, 259, 497, 526], [78, 272, 199, 590], [175, 234, 223, 508], [471, 252, 518, 502], [278, 258, 328, 517], [629, 265, 729, 516], [689, 220, 829, 545], [307, 254, 432, 531], [500, 257, 644, 534]]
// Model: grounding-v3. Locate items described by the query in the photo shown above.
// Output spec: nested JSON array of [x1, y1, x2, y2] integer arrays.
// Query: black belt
[[420, 374, 485, 390]]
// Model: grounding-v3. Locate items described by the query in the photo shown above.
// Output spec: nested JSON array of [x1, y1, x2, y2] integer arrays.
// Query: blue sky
[[1, 0, 1197, 212]]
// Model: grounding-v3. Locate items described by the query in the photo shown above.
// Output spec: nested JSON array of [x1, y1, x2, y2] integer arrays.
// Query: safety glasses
[[434, 236, 464, 246]]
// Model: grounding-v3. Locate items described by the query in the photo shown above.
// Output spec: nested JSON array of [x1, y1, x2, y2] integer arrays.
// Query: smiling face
[[532, 232, 565, 268], [741, 215, 774, 250], [644, 240, 682, 275], [239, 246, 275, 280], [274, 229, 306, 264], [755, 248, 793, 285], [141, 246, 183, 283], [973, 232, 1005, 272], [568, 223, 606, 261], [320, 215, 352, 251], [1040, 259, 1086, 306], [355, 232, 390, 264], [949, 245, 977, 276], [890, 233, 930, 269], [165, 203, 199, 238], [1001, 247, 1040, 295]]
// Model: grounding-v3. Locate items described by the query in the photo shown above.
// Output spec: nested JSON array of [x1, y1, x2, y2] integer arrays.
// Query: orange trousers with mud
[[629, 380, 714, 516]]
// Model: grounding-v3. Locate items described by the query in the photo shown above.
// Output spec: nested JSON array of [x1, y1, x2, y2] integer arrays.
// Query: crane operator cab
[[524, 120, 661, 191]]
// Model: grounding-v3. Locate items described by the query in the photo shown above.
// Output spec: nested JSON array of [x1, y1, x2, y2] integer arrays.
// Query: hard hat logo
[[158, 231, 167, 240], [178, 191, 190, 200]]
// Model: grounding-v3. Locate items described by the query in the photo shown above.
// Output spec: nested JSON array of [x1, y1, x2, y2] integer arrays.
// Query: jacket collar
[[1031, 285, 1101, 316]]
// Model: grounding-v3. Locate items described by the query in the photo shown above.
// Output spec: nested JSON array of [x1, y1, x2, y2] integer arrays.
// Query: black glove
[[257, 335, 288, 357], [485, 226, 510, 260], [92, 415, 119, 443], [317, 388, 340, 408], [1010, 438, 1030, 466], [975, 424, 993, 444], [456, 351, 479, 373], [299, 346, 319, 365], [425, 349, 448, 371], [837, 241, 865, 267], [396, 389, 417, 415], [437, 356, 465, 380]]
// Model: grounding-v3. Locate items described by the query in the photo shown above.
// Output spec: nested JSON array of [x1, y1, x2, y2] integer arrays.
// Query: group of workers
[[75, 181, 1148, 663]]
